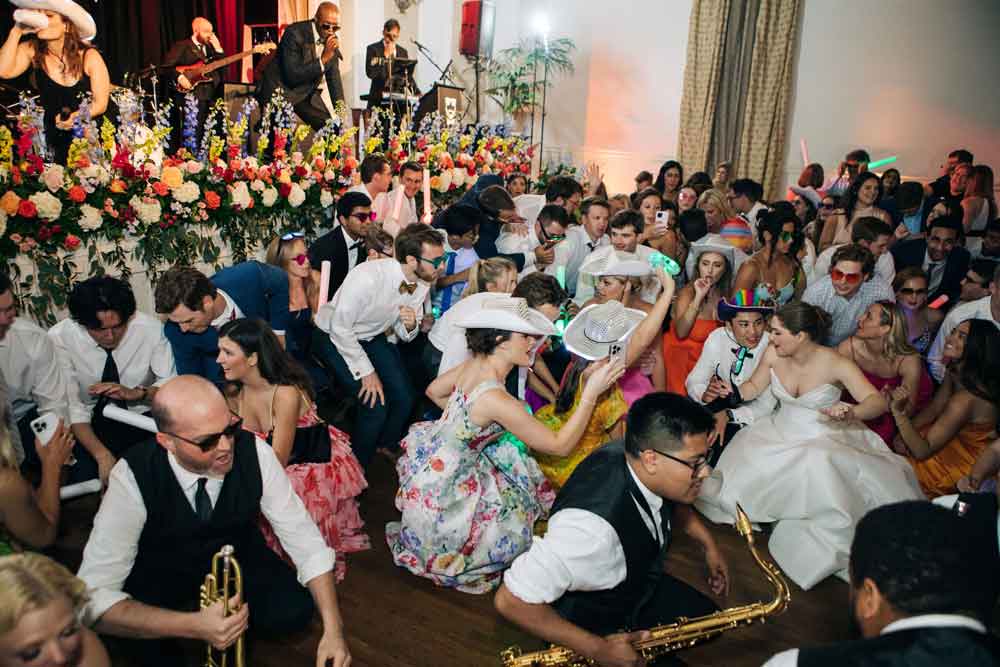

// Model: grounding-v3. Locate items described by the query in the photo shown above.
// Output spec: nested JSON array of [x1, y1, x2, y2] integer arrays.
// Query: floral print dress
[[386, 380, 556, 593]]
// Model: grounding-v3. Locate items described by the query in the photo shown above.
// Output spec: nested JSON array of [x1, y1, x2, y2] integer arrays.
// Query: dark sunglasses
[[830, 268, 863, 285], [651, 449, 710, 480], [317, 22, 340, 31], [165, 415, 243, 452], [897, 287, 927, 296], [350, 212, 375, 222], [819, 203, 835, 210]]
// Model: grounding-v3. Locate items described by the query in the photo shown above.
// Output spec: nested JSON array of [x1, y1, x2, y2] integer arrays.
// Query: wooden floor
[[55, 452, 866, 667]]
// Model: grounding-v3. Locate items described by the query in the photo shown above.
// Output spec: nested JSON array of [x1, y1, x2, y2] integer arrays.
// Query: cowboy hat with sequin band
[[581, 249, 651, 279], [562, 300, 646, 361], [717, 288, 776, 321], [684, 232, 748, 281], [10, 0, 96, 42], [455, 296, 557, 337]]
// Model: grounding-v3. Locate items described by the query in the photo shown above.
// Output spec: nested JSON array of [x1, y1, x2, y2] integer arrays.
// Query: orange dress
[[909, 421, 994, 497], [663, 318, 722, 395]]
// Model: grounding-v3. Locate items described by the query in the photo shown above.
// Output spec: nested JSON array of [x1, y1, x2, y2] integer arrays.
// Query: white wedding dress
[[695, 369, 925, 590]]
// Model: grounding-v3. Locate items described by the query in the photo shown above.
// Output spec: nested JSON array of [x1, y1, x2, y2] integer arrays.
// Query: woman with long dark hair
[[819, 171, 892, 250], [889, 318, 1000, 497], [696, 301, 923, 590], [653, 159, 684, 204], [0, 2, 110, 162], [217, 318, 369, 581], [731, 207, 805, 305]]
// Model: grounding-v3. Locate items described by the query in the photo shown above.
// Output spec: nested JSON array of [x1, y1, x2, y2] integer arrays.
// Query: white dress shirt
[[927, 295, 999, 381], [77, 436, 335, 625], [563, 226, 610, 297], [503, 459, 665, 605], [514, 193, 546, 226], [429, 292, 506, 364], [762, 614, 988, 667], [48, 314, 176, 425], [685, 328, 775, 425], [0, 317, 69, 421], [574, 245, 661, 305], [314, 258, 427, 379], [496, 225, 572, 280], [813, 244, 895, 287], [341, 225, 365, 274], [310, 22, 337, 120], [378, 188, 419, 238], [208, 290, 245, 329]]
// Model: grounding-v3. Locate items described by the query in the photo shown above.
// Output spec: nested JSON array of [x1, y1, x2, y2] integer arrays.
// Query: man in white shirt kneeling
[[495, 393, 729, 667]]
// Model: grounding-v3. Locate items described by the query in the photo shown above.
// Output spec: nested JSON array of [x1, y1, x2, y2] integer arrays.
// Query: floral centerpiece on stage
[[0, 93, 533, 324]]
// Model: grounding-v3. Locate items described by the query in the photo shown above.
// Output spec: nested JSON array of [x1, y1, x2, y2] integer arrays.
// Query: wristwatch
[[724, 409, 735, 422]]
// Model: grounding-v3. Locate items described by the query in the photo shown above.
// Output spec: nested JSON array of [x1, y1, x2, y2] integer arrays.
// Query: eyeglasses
[[350, 212, 375, 222], [651, 449, 710, 479], [897, 287, 927, 296], [419, 254, 447, 269], [830, 268, 863, 285], [539, 225, 565, 244], [281, 231, 305, 241], [291, 253, 308, 266], [819, 203, 835, 210], [164, 414, 243, 452]]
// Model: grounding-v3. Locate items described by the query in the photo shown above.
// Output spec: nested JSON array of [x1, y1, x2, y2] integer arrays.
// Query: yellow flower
[[294, 124, 311, 142], [160, 165, 184, 189]]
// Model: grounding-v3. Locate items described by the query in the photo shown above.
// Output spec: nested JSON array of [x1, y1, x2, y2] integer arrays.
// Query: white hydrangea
[[78, 204, 103, 231], [30, 191, 63, 221], [287, 183, 306, 208], [261, 187, 278, 207], [173, 181, 200, 204], [435, 170, 453, 193], [451, 167, 466, 188], [230, 181, 252, 210], [320, 189, 334, 208], [129, 195, 162, 225]]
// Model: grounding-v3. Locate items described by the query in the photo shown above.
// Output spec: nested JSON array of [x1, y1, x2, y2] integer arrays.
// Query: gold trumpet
[[199, 545, 246, 667], [500, 504, 790, 666]]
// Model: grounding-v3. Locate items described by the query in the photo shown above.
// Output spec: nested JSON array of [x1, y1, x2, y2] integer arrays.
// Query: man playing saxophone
[[76, 375, 351, 666], [495, 393, 729, 667]]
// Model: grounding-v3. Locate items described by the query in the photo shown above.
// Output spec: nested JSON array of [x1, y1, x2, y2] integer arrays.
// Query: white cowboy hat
[[582, 249, 651, 279], [10, 0, 96, 42], [563, 300, 646, 361], [455, 296, 556, 337], [685, 233, 746, 280]]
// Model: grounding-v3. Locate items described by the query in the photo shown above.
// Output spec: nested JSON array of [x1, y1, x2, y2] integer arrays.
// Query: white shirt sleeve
[[26, 333, 70, 421], [761, 648, 799, 667], [47, 328, 92, 426], [686, 334, 720, 402], [77, 459, 148, 625], [253, 438, 335, 585], [502, 509, 626, 605], [318, 274, 378, 379], [150, 326, 177, 386]]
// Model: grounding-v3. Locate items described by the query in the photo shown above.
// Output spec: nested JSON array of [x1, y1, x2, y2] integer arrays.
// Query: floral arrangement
[[1, 94, 533, 324]]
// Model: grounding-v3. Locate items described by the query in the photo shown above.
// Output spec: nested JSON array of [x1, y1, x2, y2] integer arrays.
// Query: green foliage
[[484, 38, 576, 116]]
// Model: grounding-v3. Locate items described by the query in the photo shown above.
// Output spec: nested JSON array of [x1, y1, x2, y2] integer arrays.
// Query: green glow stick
[[868, 156, 898, 170], [555, 265, 566, 289]]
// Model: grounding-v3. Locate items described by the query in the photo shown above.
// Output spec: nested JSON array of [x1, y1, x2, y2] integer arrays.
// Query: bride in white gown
[[695, 301, 924, 590]]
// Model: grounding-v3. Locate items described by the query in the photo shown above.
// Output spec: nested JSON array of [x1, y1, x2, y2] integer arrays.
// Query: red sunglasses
[[830, 268, 862, 285], [292, 254, 308, 266]]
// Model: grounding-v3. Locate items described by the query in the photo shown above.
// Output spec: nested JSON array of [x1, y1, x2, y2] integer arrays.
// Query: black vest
[[798, 627, 1000, 666], [122, 430, 265, 610], [551, 440, 673, 634]]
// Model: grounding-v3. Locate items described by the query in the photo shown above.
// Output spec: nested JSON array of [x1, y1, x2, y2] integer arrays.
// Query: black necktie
[[195, 478, 212, 522], [100, 349, 127, 409]]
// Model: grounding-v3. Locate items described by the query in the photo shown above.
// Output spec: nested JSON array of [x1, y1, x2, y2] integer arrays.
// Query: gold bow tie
[[399, 281, 417, 295]]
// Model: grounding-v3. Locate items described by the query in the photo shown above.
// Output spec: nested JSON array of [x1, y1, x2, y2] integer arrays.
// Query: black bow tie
[[349, 241, 364, 251]]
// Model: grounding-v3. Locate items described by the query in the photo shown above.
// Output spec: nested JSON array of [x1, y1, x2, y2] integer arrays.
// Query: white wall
[[785, 0, 1000, 190]]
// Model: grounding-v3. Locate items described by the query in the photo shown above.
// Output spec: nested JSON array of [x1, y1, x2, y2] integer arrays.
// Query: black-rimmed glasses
[[164, 415, 243, 452], [651, 449, 710, 479]]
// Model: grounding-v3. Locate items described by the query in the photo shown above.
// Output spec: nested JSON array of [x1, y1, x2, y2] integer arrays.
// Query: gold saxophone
[[500, 504, 790, 666], [199, 545, 246, 667]]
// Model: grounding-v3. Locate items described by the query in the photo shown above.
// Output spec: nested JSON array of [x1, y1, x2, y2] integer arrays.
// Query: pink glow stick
[[390, 186, 405, 225], [800, 138, 809, 166], [422, 168, 432, 223]]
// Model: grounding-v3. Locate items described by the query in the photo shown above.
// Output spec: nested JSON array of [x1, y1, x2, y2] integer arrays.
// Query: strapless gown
[[695, 370, 925, 590]]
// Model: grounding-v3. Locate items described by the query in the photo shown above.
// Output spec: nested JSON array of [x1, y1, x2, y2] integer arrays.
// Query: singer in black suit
[[307, 192, 374, 301], [162, 17, 225, 152], [257, 1, 344, 130]]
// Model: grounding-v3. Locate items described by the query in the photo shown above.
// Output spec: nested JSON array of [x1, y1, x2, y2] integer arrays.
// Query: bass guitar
[[175, 42, 276, 91]]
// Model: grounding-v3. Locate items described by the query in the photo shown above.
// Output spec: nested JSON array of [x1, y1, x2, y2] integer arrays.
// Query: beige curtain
[[734, 0, 803, 199], [676, 0, 731, 175], [707, 0, 758, 173], [278, 0, 310, 26]]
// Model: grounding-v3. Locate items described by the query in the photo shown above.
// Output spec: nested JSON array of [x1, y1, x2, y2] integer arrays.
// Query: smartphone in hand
[[30, 412, 60, 447]]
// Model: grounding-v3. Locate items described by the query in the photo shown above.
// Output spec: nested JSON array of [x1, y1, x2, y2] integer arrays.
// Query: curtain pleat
[[706, 0, 758, 173]]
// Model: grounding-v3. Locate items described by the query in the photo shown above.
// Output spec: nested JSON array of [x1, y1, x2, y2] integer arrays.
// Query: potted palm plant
[[484, 37, 575, 133]]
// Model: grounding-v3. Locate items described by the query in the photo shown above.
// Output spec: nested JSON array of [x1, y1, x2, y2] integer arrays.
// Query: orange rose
[[160, 165, 184, 189], [152, 181, 170, 196], [109, 179, 127, 193], [204, 190, 221, 209], [0, 191, 20, 215], [67, 185, 86, 203]]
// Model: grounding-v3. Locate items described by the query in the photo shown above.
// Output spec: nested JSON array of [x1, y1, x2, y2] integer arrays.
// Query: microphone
[[411, 38, 428, 51]]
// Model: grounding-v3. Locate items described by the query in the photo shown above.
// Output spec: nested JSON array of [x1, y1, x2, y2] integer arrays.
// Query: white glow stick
[[800, 138, 809, 166], [318, 260, 331, 307], [422, 168, 432, 223], [102, 405, 157, 433]]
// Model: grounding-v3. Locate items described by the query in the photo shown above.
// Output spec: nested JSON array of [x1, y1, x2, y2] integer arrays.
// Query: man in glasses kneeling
[[77, 375, 351, 667], [495, 393, 729, 667], [803, 244, 894, 346]]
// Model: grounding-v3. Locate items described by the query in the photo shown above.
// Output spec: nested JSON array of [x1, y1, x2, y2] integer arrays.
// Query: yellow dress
[[909, 421, 994, 497], [534, 383, 628, 489]]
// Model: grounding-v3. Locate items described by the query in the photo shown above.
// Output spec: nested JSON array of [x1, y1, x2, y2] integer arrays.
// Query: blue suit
[[164, 262, 290, 382]]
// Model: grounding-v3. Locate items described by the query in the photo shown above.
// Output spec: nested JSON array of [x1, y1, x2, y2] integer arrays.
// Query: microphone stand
[[412, 39, 475, 120]]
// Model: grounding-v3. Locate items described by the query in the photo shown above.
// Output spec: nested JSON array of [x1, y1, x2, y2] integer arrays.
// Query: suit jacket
[[890, 239, 970, 306], [257, 20, 344, 111], [308, 228, 367, 301], [365, 41, 412, 107], [162, 38, 224, 102], [164, 262, 290, 383]]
